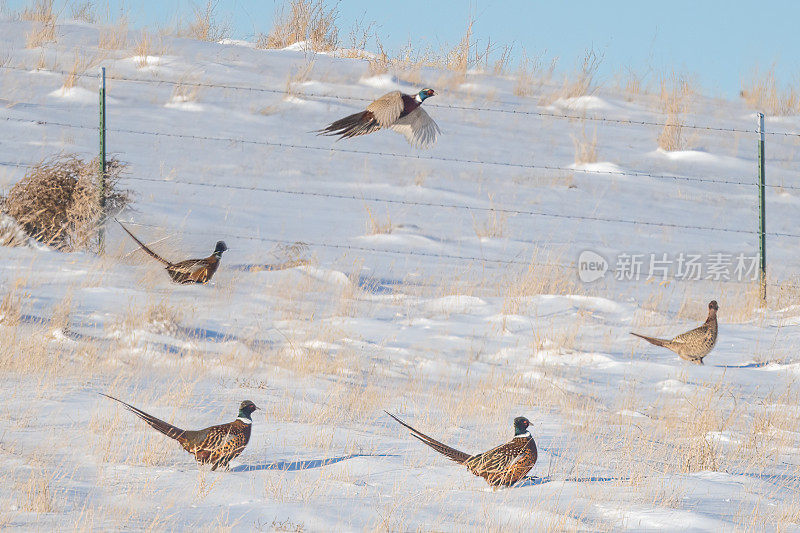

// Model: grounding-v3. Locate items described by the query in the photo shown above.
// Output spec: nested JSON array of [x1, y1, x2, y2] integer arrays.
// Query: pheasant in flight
[[318, 88, 441, 148]]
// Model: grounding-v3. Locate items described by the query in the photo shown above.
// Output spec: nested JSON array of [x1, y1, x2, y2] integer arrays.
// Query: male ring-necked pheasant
[[318, 88, 440, 148], [117, 220, 227, 284], [386, 412, 537, 486], [101, 394, 258, 470], [630, 300, 719, 364]]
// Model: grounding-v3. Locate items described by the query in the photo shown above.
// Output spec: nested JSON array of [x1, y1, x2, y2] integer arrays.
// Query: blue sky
[[7, 0, 800, 98]]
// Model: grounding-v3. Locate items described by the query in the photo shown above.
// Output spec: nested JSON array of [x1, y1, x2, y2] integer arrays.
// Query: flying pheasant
[[117, 220, 227, 284], [630, 300, 719, 364], [100, 394, 258, 470], [386, 412, 537, 486], [318, 88, 441, 148]]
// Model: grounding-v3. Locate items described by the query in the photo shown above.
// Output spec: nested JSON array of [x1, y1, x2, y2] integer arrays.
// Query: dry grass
[[572, 123, 598, 164], [284, 60, 315, 98], [20, 0, 54, 22], [471, 195, 507, 239], [366, 43, 390, 77], [22, 0, 58, 48], [547, 48, 603, 103], [132, 30, 167, 67], [0, 279, 28, 326], [3, 155, 129, 251], [514, 52, 557, 99], [501, 256, 580, 316], [179, 0, 229, 42], [616, 66, 649, 101], [60, 51, 100, 90], [337, 16, 380, 61], [0, 212, 36, 247], [170, 73, 202, 103], [741, 64, 799, 116], [657, 73, 693, 151], [444, 17, 474, 76], [15, 469, 56, 513], [70, 1, 94, 23], [257, 0, 338, 52], [98, 14, 128, 50], [364, 205, 392, 235], [112, 300, 185, 336], [25, 20, 56, 48]]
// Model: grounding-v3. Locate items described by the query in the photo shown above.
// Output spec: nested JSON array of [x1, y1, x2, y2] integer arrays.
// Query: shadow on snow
[[231, 453, 397, 473]]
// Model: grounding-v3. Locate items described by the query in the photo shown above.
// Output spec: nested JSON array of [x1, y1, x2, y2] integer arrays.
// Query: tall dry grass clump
[[444, 17, 475, 75], [617, 67, 648, 101], [98, 15, 128, 50], [257, 0, 339, 51], [657, 73, 693, 151], [70, 1, 94, 23], [22, 0, 58, 48], [15, 470, 56, 513], [364, 205, 392, 235], [547, 48, 602, 102], [2, 156, 129, 251], [60, 51, 101, 90], [572, 123, 598, 164], [514, 52, 557, 99], [741, 65, 799, 116], [20, 0, 55, 22], [179, 0, 229, 42]]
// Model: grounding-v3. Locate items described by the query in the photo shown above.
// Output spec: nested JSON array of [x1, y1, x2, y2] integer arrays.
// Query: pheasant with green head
[[101, 394, 259, 470], [386, 412, 537, 486], [318, 88, 441, 148]]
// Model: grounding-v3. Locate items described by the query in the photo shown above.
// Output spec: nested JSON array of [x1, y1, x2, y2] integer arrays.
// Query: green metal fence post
[[758, 112, 766, 303], [98, 66, 106, 253]]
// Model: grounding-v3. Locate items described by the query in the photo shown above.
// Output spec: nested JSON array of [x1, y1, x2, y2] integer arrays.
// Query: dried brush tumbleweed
[[2, 155, 130, 251]]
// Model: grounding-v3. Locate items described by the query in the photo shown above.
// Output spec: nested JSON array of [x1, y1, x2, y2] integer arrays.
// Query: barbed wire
[[3, 159, 799, 238], [1, 115, 783, 192], [3, 63, 800, 137], [122, 175, 761, 235], [117, 220, 800, 290], [120, 220, 558, 268]]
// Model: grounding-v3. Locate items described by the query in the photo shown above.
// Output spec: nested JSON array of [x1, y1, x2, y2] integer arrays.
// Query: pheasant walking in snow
[[318, 88, 440, 148], [101, 394, 259, 470], [630, 300, 719, 364], [117, 220, 227, 284], [386, 412, 537, 486]]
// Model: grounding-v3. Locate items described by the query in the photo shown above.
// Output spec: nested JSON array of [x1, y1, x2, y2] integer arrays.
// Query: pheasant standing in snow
[[386, 412, 537, 486], [101, 394, 259, 470], [630, 300, 719, 364], [117, 220, 227, 284], [318, 88, 441, 148]]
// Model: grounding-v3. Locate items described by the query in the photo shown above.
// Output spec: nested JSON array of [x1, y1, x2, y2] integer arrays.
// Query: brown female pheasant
[[101, 394, 258, 470], [386, 412, 537, 486], [117, 220, 227, 284], [631, 300, 719, 364], [318, 88, 440, 148]]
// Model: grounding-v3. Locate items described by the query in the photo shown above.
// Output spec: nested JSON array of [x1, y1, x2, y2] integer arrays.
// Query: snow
[[47, 86, 96, 103], [1, 16, 800, 532]]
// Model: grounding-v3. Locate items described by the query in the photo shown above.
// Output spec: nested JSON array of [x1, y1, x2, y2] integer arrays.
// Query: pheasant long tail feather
[[100, 393, 187, 444], [116, 220, 172, 267], [630, 332, 669, 347], [385, 411, 471, 464], [318, 111, 380, 139]]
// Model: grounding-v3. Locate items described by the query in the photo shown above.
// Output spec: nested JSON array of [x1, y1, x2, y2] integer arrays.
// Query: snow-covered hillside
[[2, 15, 800, 531]]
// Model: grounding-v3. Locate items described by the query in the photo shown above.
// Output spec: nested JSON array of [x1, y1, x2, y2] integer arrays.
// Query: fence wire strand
[[3, 63, 800, 137], [2, 159, 800, 238], [5, 114, 797, 191]]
